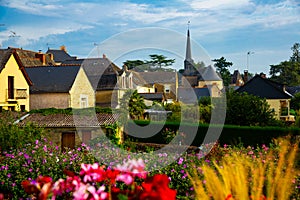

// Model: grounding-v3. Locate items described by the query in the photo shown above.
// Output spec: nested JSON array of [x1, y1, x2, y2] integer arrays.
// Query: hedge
[[124, 120, 300, 147]]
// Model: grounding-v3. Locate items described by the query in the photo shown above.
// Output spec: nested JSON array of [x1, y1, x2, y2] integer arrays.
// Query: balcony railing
[[6, 89, 28, 100]]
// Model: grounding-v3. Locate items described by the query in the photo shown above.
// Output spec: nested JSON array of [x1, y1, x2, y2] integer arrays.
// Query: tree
[[290, 92, 300, 110], [269, 61, 300, 86], [119, 90, 146, 120], [269, 43, 300, 86], [226, 90, 277, 126], [290, 42, 300, 63], [212, 57, 232, 86], [147, 54, 175, 68], [123, 60, 145, 70]]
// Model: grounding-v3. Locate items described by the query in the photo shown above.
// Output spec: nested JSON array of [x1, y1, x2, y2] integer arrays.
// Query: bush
[[0, 112, 44, 153]]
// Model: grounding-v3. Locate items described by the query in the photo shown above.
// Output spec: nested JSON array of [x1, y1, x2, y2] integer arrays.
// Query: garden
[[0, 120, 300, 199]]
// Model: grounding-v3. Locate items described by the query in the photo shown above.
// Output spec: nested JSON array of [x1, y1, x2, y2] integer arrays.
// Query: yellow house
[[236, 75, 293, 121], [0, 49, 32, 111], [25, 66, 95, 110]]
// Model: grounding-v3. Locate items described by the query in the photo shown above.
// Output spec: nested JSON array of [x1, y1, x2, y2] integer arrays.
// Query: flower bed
[[0, 137, 299, 199]]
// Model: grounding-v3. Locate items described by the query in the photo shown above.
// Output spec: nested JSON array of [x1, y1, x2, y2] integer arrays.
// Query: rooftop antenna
[[46, 43, 55, 49], [94, 42, 100, 58]]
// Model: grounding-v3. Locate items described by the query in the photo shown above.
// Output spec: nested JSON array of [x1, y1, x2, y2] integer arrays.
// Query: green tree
[[226, 90, 276, 126], [269, 43, 300, 86], [123, 60, 145, 70], [212, 57, 232, 86], [290, 92, 300, 110], [269, 61, 300, 86], [290, 42, 300, 63], [119, 90, 146, 120], [147, 54, 175, 68]]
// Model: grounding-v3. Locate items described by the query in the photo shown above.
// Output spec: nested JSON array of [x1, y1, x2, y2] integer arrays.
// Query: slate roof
[[139, 93, 164, 101], [236, 75, 292, 99], [0, 48, 33, 85], [202, 65, 222, 81], [178, 87, 210, 104], [25, 66, 80, 93], [138, 71, 176, 84], [286, 86, 300, 95], [62, 58, 122, 91], [46, 49, 77, 63], [17, 113, 119, 127]]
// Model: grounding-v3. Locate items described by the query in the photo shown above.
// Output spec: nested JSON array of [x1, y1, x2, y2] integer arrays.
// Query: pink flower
[[178, 157, 184, 165], [116, 174, 134, 185]]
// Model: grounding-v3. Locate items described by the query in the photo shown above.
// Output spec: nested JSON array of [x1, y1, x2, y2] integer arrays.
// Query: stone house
[[25, 65, 95, 109]]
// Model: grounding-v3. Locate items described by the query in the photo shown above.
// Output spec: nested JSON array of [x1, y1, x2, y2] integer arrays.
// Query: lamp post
[[247, 51, 254, 71]]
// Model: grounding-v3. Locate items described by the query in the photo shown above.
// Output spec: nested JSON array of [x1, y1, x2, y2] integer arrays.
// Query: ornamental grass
[[188, 137, 299, 200]]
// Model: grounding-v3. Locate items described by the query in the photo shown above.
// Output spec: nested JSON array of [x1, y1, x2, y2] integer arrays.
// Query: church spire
[[184, 21, 194, 74], [185, 22, 192, 60]]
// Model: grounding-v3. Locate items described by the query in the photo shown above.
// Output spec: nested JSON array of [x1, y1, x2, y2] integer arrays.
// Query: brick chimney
[[260, 72, 266, 78], [244, 70, 248, 83], [35, 52, 46, 65], [60, 45, 67, 52]]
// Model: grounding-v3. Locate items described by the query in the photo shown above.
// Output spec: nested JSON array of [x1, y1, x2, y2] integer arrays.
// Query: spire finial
[[187, 21, 190, 30]]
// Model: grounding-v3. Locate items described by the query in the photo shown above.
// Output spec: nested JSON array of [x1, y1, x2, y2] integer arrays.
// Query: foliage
[[226, 90, 277, 126], [269, 42, 300, 86], [291, 92, 300, 110], [0, 112, 44, 153], [146, 54, 175, 68], [269, 60, 300, 86], [164, 102, 181, 122], [123, 54, 175, 71], [290, 42, 300, 63], [123, 60, 145, 70], [119, 90, 147, 120], [212, 57, 232, 86], [189, 137, 299, 200], [30, 107, 113, 115], [0, 138, 96, 198]]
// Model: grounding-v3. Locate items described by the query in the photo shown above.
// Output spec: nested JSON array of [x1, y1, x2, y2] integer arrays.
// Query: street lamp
[[247, 51, 254, 70]]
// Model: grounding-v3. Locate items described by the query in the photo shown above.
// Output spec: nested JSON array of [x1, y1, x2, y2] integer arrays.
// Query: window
[[20, 105, 26, 112], [165, 85, 170, 93], [80, 95, 88, 108], [8, 76, 14, 99]]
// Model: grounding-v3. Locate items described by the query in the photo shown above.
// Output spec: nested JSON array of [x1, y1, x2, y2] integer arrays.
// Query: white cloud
[[187, 0, 251, 10]]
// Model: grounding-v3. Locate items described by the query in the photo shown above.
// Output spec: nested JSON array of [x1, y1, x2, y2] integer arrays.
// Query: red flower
[[139, 174, 176, 200]]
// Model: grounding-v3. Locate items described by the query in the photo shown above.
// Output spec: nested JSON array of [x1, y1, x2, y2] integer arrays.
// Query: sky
[[0, 0, 299, 75]]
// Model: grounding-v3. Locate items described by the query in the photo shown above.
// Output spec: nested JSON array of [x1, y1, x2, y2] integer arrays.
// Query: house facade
[[0, 49, 32, 111], [236, 75, 293, 121], [25, 66, 95, 109]]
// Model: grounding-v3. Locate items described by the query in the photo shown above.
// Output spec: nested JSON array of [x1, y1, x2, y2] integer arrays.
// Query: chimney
[[48, 53, 54, 61], [60, 45, 66, 52], [244, 70, 248, 83], [103, 54, 106, 59], [35, 52, 46, 65], [260, 72, 266, 79]]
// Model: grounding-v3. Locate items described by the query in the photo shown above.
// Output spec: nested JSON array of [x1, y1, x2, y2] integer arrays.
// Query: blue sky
[[0, 0, 299, 74]]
